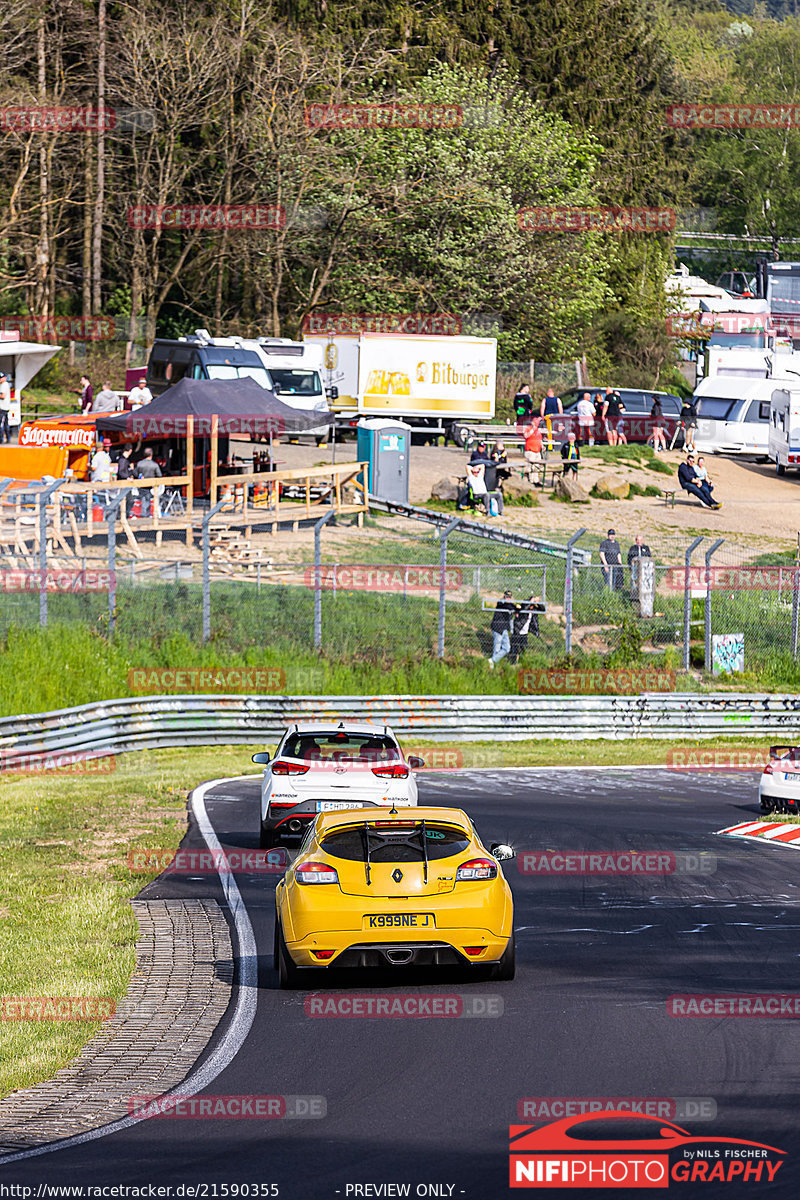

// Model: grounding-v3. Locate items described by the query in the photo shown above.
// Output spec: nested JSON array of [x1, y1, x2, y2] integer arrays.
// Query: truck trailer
[[303, 332, 497, 444]]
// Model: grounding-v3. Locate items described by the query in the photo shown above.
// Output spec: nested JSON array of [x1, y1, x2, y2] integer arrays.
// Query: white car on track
[[254, 721, 424, 848], [759, 745, 800, 815]]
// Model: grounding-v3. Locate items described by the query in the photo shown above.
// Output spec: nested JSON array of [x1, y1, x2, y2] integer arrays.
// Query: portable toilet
[[356, 418, 411, 504]]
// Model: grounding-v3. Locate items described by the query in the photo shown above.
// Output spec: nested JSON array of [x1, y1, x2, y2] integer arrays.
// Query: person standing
[[576, 392, 595, 445], [127, 377, 153, 410], [679, 396, 697, 452], [0, 373, 11, 444], [513, 384, 535, 430], [602, 388, 623, 447], [79, 375, 94, 414], [136, 447, 162, 517], [593, 391, 607, 444], [650, 395, 667, 452], [540, 387, 563, 450], [560, 431, 581, 475], [115, 443, 136, 515], [509, 594, 539, 664], [92, 379, 121, 413], [488, 590, 515, 668], [599, 528, 624, 591], [523, 420, 544, 482]]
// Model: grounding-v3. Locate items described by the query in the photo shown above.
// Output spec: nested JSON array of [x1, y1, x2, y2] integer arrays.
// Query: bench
[[662, 489, 676, 507]]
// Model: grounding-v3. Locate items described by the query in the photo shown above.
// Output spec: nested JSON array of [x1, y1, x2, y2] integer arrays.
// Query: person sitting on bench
[[678, 454, 721, 509]]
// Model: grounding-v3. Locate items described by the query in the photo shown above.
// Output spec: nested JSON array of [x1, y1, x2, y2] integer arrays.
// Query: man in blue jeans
[[678, 455, 721, 509], [488, 590, 515, 668]]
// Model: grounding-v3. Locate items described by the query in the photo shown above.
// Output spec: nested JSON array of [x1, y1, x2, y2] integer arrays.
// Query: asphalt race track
[[2, 767, 800, 1198]]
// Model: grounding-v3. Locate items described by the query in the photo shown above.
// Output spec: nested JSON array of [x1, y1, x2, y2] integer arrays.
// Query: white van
[[768, 387, 800, 473], [692, 374, 800, 458]]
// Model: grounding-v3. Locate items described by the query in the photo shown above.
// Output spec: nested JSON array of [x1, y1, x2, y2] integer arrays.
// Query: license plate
[[785, 774, 795, 782], [317, 800, 360, 811], [366, 914, 434, 929]]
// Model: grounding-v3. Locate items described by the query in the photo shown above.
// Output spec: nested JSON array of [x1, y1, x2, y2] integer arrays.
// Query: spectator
[[599, 528, 624, 591], [0, 372, 11, 444], [488, 590, 515, 668], [90, 438, 113, 482], [492, 441, 512, 485], [470, 439, 489, 463], [136, 447, 163, 517], [560, 430, 581, 475], [509, 594, 539, 664], [576, 392, 595, 445], [513, 384, 535, 428], [115, 444, 135, 515], [679, 396, 697, 452], [92, 379, 120, 413], [127, 377, 152, 410], [694, 456, 714, 501], [79, 375, 93, 414], [540, 387, 562, 450], [602, 388, 623, 447], [466, 459, 504, 517], [593, 391, 607, 444], [650, 395, 667, 453], [523, 420, 544, 483], [678, 454, 721, 509]]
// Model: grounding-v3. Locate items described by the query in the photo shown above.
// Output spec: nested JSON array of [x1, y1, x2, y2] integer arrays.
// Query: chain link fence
[[0, 487, 797, 684]]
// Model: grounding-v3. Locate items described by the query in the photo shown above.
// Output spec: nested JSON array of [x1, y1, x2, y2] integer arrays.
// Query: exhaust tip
[[384, 948, 414, 965]]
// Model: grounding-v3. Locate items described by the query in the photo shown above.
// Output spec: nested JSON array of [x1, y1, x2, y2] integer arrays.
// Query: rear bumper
[[286, 928, 510, 969]]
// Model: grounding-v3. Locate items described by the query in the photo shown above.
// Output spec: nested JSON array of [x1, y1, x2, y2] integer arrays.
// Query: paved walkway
[[0, 899, 233, 1152]]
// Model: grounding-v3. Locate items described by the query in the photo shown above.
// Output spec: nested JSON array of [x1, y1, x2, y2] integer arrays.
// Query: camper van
[[145, 330, 332, 443], [768, 386, 800, 474], [692, 374, 800, 458]]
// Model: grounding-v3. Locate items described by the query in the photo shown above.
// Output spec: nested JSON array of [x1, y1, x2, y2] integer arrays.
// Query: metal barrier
[[1, 694, 800, 768]]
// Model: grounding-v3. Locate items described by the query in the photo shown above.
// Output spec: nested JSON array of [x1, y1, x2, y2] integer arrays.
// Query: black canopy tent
[[95, 375, 325, 438], [96, 376, 328, 492]]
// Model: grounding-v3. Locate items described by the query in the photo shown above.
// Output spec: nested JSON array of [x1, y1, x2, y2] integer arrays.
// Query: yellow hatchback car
[[274, 805, 515, 987]]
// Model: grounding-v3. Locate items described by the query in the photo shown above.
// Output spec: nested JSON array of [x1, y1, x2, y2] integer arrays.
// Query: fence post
[[106, 492, 123, 635], [682, 536, 704, 672], [314, 510, 335, 651], [564, 528, 586, 656], [542, 564, 547, 604], [202, 499, 227, 643], [793, 534, 800, 660], [438, 518, 461, 658], [703, 538, 725, 673], [38, 478, 66, 629]]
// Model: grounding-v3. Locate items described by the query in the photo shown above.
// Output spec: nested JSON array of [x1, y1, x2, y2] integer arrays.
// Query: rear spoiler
[[769, 745, 797, 759]]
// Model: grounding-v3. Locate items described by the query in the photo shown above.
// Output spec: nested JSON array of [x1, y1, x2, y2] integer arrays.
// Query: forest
[[2, 0, 800, 389]]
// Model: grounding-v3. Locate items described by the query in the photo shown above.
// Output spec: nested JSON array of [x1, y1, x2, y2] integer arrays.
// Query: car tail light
[[310, 950, 336, 961], [270, 800, 301, 809], [271, 760, 309, 776], [456, 858, 498, 881], [295, 861, 339, 885], [372, 764, 409, 779], [763, 763, 774, 775], [463, 946, 487, 957]]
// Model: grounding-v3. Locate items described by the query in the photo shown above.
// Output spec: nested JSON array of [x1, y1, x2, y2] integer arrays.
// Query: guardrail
[[1, 694, 799, 768]]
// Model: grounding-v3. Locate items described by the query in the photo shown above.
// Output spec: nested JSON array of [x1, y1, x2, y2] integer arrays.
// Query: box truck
[[769, 386, 800, 474], [303, 332, 497, 444]]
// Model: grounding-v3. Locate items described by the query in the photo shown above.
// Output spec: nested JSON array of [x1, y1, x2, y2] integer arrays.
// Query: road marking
[[0, 775, 259, 1165]]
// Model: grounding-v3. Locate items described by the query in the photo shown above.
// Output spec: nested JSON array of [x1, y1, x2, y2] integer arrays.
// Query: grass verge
[[0, 736, 769, 1097]]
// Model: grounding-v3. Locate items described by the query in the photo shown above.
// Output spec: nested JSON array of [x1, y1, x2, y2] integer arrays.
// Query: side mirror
[[490, 843, 515, 861], [252, 752, 271, 765], [407, 755, 425, 770], [326, 385, 339, 400]]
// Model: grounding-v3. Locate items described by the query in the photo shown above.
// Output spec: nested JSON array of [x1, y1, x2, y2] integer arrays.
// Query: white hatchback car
[[759, 745, 800, 815], [254, 721, 423, 848]]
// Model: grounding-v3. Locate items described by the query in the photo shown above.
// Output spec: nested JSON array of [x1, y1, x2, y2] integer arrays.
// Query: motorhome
[[768, 386, 800, 474], [692, 373, 800, 458], [145, 330, 332, 443]]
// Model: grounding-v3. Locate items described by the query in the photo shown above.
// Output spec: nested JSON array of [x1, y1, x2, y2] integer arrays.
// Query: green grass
[[0, 735, 773, 1096]]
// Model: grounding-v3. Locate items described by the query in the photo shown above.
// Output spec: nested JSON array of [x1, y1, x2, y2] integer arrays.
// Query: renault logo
[[392, 869, 404, 883]]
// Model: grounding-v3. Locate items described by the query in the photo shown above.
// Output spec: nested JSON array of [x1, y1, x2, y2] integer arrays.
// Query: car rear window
[[320, 823, 471, 862], [282, 732, 400, 763]]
